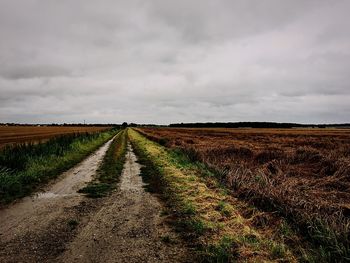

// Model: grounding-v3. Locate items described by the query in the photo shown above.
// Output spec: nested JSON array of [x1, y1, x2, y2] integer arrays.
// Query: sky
[[0, 0, 349, 124]]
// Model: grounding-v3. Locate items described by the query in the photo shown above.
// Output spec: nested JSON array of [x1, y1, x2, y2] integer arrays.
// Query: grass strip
[[0, 128, 118, 204], [79, 129, 127, 198], [129, 128, 297, 262]]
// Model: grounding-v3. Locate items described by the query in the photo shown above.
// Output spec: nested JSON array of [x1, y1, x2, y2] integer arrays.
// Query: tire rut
[[0, 140, 190, 263]]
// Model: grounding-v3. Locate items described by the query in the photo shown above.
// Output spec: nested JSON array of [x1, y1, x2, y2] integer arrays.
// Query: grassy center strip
[[0, 128, 118, 204], [128, 129, 297, 262], [79, 129, 127, 198]]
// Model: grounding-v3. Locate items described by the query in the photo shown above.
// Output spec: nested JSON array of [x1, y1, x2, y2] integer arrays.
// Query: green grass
[[217, 201, 234, 217], [0, 128, 118, 204], [203, 236, 239, 263], [79, 129, 127, 198]]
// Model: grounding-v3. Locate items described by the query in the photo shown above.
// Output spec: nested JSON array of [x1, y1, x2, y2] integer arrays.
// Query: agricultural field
[[0, 125, 110, 148], [2, 126, 350, 262], [137, 127, 350, 261]]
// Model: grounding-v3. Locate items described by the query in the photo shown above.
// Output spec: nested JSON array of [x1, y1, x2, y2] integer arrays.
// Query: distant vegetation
[[0, 123, 120, 127], [1, 121, 350, 129], [169, 121, 350, 128], [0, 128, 117, 204]]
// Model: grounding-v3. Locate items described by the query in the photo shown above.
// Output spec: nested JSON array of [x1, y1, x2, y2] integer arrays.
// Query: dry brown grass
[[130, 129, 298, 262], [138, 127, 350, 260], [0, 126, 110, 148]]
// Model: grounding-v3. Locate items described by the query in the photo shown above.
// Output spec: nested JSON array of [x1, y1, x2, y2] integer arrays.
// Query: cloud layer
[[1, 0, 349, 124]]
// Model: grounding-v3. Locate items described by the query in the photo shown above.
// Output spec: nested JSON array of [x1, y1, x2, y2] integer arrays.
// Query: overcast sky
[[0, 0, 349, 124]]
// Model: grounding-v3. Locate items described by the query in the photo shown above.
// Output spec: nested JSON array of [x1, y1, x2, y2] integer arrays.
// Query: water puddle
[[34, 192, 75, 199], [119, 143, 144, 192]]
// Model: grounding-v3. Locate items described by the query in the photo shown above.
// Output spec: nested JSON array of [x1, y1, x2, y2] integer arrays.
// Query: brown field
[[0, 126, 110, 148], [138, 127, 350, 253]]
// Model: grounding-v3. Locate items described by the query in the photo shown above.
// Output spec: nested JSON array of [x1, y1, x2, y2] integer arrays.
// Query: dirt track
[[0, 140, 189, 262]]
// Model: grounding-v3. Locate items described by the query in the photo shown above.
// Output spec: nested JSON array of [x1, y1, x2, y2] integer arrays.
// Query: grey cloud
[[1, 65, 70, 79], [149, 0, 324, 42], [0, 0, 349, 124]]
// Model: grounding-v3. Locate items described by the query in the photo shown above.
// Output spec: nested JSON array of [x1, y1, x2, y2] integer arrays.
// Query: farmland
[[137, 127, 350, 260], [1, 126, 350, 262], [0, 125, 110, 148]]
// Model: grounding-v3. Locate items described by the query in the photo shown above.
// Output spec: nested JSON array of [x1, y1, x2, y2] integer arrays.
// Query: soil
[[0, 141, 189, 262]]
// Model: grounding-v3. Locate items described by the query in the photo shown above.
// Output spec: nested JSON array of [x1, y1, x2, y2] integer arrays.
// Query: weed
[[182, 201, 196, 215], [217, 201, 233, 217], [279, 220, 293, 238], [188, 219, 207, 235], [67, 219, 79, 230], [203, 236, 239, 263], [240, 233, 260, 246], [270, 242, 288, 259]]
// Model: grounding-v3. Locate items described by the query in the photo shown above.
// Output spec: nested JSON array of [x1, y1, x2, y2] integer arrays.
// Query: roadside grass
[[137, 127, 350, 262], [179, 150, 350, 262], [129, 128, 298, 262], [79, 129, 127, 198], [0, 128, 118, 204]]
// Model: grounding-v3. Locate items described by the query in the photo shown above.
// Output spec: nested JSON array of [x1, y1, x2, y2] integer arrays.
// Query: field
[[0, 125, 110, 148], [2, 126, 350, 262], [137, 127, 350, 260]]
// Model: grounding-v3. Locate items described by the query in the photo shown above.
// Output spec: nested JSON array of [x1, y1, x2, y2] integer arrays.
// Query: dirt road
[[59, 143, 188, 263], [0, 141, 189, 262]]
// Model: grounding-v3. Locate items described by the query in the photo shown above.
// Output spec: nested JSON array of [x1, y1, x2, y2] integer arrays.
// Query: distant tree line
[[0, 123, 119, 127], [1, 122, 349, 129], [168, 122, 350, 128]]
